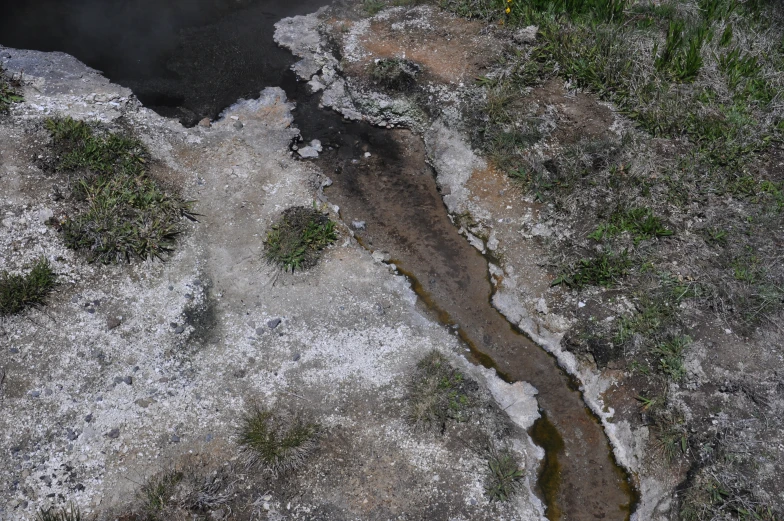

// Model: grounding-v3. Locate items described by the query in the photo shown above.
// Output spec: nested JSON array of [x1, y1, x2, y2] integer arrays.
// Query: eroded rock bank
[[0, 48, 546, 520]]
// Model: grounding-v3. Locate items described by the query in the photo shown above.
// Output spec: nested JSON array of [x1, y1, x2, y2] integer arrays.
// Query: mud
[[288, 85, 634, 519]]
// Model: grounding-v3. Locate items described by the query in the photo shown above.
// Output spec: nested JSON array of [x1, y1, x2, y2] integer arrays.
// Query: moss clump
[[485, 448, 525, 502], [238, 406, 320, 476], [370, 58, 420, 90], [36, 503, 81, 521], [0, 257, 57, 316], [45, 117, 194, 264], [0, 67, 23, 112], [407, 350, 478, 433], [263, 206, 337, 271]]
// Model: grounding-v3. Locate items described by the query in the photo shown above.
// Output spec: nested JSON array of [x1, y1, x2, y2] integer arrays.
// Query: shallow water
[[285, 85, 636, 519]]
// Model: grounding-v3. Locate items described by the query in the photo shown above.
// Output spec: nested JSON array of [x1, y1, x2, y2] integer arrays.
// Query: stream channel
[[1, 1, 637, 518]]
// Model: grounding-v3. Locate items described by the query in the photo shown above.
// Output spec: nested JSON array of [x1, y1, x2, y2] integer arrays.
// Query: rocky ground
[[2, 0, 783, 520], [0, 48, 545, 520], [274, 2, 784, 520]]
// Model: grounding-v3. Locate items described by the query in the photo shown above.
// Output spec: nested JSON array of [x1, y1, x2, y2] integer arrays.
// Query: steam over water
[[0, 0, 332, 125]]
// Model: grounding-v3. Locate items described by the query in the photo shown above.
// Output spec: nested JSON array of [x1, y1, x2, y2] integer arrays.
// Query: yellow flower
[[505, 6, 511, 12], [507, 0, 512, 3]]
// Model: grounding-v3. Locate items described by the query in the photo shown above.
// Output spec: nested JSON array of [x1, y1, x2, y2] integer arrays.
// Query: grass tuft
[[0, 257, 57, 316], [36, 503, 81, 521], [406, 350, 478, 433], [0, 66, 23, 112], [370, 58, 421, 90], [263, 206, 337, 271], [45, 117, 194, 263], [589, 207, 673, 245], [485, 448, 525, 502], [238, 406, 320, 476], [552, 250, 632, 289]]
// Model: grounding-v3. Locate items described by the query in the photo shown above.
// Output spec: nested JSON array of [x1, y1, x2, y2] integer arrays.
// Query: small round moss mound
[[238, 406, 321, 476], [370, 58, 420, 90], [263, 206, 337, 271], [407, 350, 479, 433]]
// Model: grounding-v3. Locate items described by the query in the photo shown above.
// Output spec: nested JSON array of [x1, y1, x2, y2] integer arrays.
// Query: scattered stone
[[84, 414, 93, 423], [364, 152, 371, 158], [174, 325, 185, 334], [198, 118, 211, 128], [292, 352, 301, 362], [205, 433, 214, 442], [374, 303, 385, 315], [106, 428, 120, 439], [9, 348, 19, 354], [106, 316, 121, 330], [255, 327, 265, 336], [135, 398, 152, 408], [233, 120, 244, 130], [535, 298, 549, 315], [66, 429, 78, 441], [268, 318, 281, 329], [30, 391, 40, 398], [352, 221, 366, 230], [513, 25, 539, 44], [310, 139, 323, 152], [123, 376, 133, 385], [86, 307, 95, 314], [170, 434, 180, 443], [297, 146, 319, 159], [371, 250, 391, 263], [44, 388, 53, 396]]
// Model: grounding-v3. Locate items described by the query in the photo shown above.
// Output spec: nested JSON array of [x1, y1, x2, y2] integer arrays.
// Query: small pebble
[[66, 429, 78, 441], [174, 326, 185, 334], [123, 376, 133, 385], [84, 414, 93, 423], [267, 318, 281, 329], [292, 353, 301, 362], [255, 327, 265, 336], [170, 434, 180, 443], [106, 428, 120, 439], [233, 121, 244, 130], [86, 308, 95, 314], [44, 388, 53, 396], [30, 391, 40, 398], [9, 348, 19, 354], [106, 317, 121, 330], [205, 433, 214, 442]]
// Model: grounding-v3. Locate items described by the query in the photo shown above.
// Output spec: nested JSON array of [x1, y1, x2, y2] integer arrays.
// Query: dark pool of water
[[0, 0, 331, 125]]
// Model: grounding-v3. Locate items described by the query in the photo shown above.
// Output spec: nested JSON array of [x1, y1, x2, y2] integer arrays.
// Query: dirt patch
[[331, 7, 502, 85]]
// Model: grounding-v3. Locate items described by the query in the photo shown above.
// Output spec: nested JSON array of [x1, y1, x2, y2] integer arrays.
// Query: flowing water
[[1, 2, 637, 518]]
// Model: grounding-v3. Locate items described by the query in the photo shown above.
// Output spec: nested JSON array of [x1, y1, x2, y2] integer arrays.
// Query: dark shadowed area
[[0, 0, 331, 125]]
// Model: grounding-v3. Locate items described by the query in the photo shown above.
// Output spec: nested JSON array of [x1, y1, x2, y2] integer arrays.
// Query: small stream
[[285, 80, 636, 520], [1, 2, 637, 518]]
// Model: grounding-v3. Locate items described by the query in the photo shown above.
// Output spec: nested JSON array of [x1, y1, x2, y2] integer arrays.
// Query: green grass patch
[[0, 257, 57, 316], [45, 117, 193, 263], [652, 336, 690, 381], [263, 206, 337, 271], [589, 207, 673, 244], [238, 406, 320, 476], [485, 448, 525, 502], [363, 0, 387, 15], [552, 250, 632, 288], [407, 350, 478, 432], [370, 58, 420, 90], [36, 503, 81, 521], [0, 67, 23, 112], [139, 470, 183, 516]]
